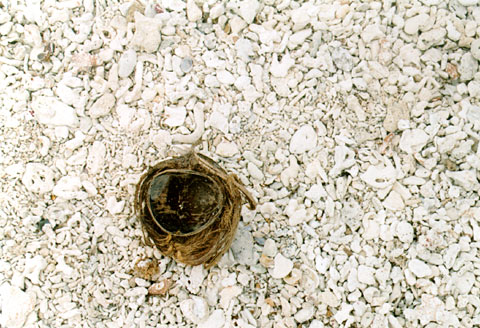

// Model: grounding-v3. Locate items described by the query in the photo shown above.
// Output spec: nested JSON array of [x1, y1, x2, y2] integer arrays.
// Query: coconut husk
[[134, 151, 256, 268]]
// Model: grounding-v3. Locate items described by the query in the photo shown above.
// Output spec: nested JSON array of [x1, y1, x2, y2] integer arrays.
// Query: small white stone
[[247, 162, 264, 181], [309, 319, 325, 328], [55, 83, 79, 106], [215, 140, 239, 157], [270, 53, 295, 78], [399, 129, 429, 154], [106, 196, 125, 215], [305, 184, 327, 203], [459, 53, 478, 82], [471, 39, 480, 60], [219, 285, 242, 308], [0, 283, 36, 328], [262, 239, 277, 257], [458, 0, 478, 5], [237, 0, 260, 24], [445, 170, 480, 191], [131, 12, 161, 53], [32, 96, 79, 127], [270, 254, 293, 279], [89, 93, 116, 119], [444, 244, 461, 269], [361, 24, 384, 43], [294, 303, 315, 323], [207, 110, 229, 134], [357, 265, 376, 285], [404, 14, 429, 35], [180, 296, 209, 324], [87, 141, 106, 175], [289, 125, 317, 154], [210, 3, 225, 19], [163, 106, 186, 127], [235, 38, 253, 62], [360, 162, 397, 189], [231, 224, 255, 265], [53, 176, 83, 200], [186, 0, 202, 22], [383, 190, 405, 211], [216, 70, 235, 85], [24, 255, 47, 285], [289, 29, 312, 48], [22, 163, 54, 194], [118, 49, 137, 78], [198, 310, 225, 328], [408, 259, 432, 278], [455, 272, 475, 294], [396, 221, 414, 243]]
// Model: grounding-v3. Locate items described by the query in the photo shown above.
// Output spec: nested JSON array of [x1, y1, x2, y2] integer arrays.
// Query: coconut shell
[[134, 151, 256, 268]]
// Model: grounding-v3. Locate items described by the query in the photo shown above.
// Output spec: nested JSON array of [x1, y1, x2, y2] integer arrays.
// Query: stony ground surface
[[2, 0, 480, 327]]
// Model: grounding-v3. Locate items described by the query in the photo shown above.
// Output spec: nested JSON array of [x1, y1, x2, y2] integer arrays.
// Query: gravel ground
[[2, 0, 480, 327]]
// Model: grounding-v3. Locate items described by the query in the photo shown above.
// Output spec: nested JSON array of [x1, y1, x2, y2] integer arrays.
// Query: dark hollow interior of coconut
[[149, 172, 223, 235]]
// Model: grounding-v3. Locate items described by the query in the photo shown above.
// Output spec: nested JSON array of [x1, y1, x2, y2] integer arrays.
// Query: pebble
[[215, 140, 239, 157], [399, 129, 429, 154], [404, 14, 429, 35], [331, 47, 354, 72], [32, 96, 79, 127], [118, 49, 137, 78], [383, 190, 405, 211], [231, 224, 255, 266], [0, 283, 36, 328], [198, 310, 225, 328], [131, 12, 161, 53], [360, 162, 397, 189], [361, 24, 384, 43], [24, 255, 47, 284], [89, 93, 116, 119], [472, 39, 480, 60], [294, 303, 315, 323], [262, 239, 277, 257], [270, 254, 293, 279], [247, 162, 264, 181], [217, 70, 235, 85], [408, 259, 432, 278], [186, 0, 202, 22], [270, 53, 295, 78], [180, 296, 209, 324], [87, 141, 106, 175], [455, 272, 475, 294], [445, 170, 480, 191], [210, 4, 225, 20], [458, 0, 478, 5], [395, 221, 414, 243], [22, 163, 54, 194], [163, 106, 186, 127], [357, 265, 376, 285], [237, 0, 260, 24], [180, 57, 193, 73], [53, 176, 84, 200], [458, 53, 478, 81], [289, 125, 317, 154], [55, 83, 79, 106]]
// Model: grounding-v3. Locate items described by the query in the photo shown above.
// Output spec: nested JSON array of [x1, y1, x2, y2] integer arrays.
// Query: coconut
[[135, 151, 256, 268]]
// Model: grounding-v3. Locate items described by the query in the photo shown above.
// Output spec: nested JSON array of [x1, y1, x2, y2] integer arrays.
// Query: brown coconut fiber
[[134, 151, 256, 268]]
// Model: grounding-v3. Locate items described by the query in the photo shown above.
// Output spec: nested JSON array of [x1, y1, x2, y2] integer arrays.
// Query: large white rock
[[22, 163, 54, 194], [399, 129, 429, 154], [89, 93, 116, 119], [270, 254, 293, 279], [289, 125, 317, 154], [0, 283, 36, 328], [87, 141, 106, 175], [408, 259, 432, 278], [131, 12, 161, 53], [32, 96, 78, 127], [118, 49, 137, 78]]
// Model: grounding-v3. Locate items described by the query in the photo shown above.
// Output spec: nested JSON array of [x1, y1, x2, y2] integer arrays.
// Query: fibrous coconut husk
[[134, 151, 256, 268]]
